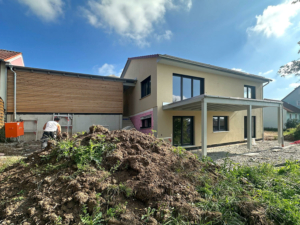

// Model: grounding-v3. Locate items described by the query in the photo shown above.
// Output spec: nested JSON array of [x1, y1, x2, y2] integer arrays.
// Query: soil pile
[[0, 126, 266, 225]]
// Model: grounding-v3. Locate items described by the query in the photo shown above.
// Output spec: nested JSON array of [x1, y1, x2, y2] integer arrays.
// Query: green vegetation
[[195, 158, 300, 224], [56, 136, 116, 171], [0, 156, 23, 173], [285, 118, 300, 129]]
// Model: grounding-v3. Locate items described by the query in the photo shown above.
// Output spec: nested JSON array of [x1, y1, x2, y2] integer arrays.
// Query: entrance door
[[244, 116, 256, 139], [173, 116, 194, 146]]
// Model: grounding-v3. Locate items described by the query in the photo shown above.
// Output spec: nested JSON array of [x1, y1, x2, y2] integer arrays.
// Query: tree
[[278, 1, 300, 77]]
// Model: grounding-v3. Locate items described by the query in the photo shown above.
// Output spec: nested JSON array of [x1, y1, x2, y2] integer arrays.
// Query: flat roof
[[163, 95, 282, 112], [7, 65, 136, 86]]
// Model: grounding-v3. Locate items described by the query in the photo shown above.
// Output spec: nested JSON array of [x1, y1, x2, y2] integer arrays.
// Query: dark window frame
[[213, 116, 229, 132], [173, 116, 194, 146], [141, 117, 151, 129], [173, 74, 204, 102], [244, 85, 256, 99], [141, 76, 151, 98]]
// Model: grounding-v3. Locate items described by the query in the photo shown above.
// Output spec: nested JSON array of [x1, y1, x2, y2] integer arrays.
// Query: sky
[[0, 0, 300, 100]]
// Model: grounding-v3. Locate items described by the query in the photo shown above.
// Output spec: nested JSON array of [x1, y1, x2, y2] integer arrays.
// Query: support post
[[247, 105, 252, 150], [201, 99, 207, 157], [278, 105, 283, 146]]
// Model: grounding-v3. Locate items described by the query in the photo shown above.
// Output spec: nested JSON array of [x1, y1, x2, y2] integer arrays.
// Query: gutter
[[9, 66, 17, 121]]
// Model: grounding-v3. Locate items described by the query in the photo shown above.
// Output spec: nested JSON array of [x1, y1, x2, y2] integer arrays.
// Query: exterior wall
[[156, 63, 264, 145], [7, 70, 123, 113], [263, 107, 287, 129], [283, 87, 300, 109], [0, 62, 7, 109], [129, 109, 153, 134], [7, 113, 122, 141], [123, 58, 158, 117], [287, 112, 300, 120]]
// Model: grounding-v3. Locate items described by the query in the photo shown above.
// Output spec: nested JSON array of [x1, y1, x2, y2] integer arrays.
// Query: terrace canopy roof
[[162, 95, 282, 112]]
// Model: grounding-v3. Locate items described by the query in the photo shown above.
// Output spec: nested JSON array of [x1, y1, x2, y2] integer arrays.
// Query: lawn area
[[0, 156, 23, 173]]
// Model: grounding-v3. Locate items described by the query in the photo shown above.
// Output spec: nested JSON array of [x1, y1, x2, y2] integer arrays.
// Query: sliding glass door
[[173, 116, 194, 146]]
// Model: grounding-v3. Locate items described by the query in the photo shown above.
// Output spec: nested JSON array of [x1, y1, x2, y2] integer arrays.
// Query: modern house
[[264, 86, 300, 129], [122, 54, 283, 155], [0, 50, 284, 155]]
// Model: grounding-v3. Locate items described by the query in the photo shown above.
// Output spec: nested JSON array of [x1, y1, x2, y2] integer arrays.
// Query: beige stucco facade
[[123, 57, 266, 147], [123, 58, 157, 117]]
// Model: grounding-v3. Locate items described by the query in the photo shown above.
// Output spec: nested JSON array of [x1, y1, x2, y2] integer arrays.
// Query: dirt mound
[[0, 126, 267, 225]]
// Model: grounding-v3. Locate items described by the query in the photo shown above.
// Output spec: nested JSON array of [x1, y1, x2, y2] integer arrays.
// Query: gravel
[[193, 141, 300, 167]]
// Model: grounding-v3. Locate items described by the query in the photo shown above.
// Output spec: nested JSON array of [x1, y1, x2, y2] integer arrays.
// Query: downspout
[[9, 66, 17, 122]]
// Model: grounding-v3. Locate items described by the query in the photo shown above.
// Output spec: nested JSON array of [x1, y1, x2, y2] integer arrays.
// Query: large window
[[244, 116, 256, 138], [244, 85, 256, 99], [173, 74, 204, 102], [173, 116, 194, 146], [213, 116, 228, 132], [141, 76, 151, 98]]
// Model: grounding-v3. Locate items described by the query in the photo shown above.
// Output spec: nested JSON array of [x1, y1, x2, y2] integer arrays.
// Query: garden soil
[[0, 126, 268, 225]]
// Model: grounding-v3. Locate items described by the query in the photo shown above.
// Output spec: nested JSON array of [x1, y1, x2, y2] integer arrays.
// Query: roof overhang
[[7, 65, 136, 87], [157, 55, 271, 83], [163, 95, 282, 112]]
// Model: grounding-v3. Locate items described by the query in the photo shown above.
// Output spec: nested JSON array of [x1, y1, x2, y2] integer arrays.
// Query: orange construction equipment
[[5, 122, 24, 138]]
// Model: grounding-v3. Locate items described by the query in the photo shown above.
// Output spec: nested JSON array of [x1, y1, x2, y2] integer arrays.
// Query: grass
[[195, 158, 300, 224], [0, 156, 24, 173], [283, 128, 297, 136]]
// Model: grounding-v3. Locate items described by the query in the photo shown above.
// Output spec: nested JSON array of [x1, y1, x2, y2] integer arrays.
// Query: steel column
[[247, 105, 252, 150], [201, 99, 207, 157], [278, 105, 283, 146]]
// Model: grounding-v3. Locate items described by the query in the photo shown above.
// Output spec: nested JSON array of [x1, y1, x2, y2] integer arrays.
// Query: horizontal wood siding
[[7, 71, 123, 113], [0, 98, 3, 128]]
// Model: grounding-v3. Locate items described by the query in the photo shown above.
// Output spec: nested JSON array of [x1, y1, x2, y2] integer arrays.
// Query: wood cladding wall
[[7, 70, 123, 114]]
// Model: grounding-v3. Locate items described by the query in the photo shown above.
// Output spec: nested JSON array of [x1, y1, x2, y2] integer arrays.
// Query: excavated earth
[[0, 126, 268, 225]]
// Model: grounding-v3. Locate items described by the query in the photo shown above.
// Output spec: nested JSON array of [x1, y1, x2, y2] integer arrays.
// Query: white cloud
[[247, 0, 300, 37], [98, 63, 122, 77], [289, 83, 300, 88], [155, 30, 173, 41], [259, 70, 274, 75], [81, 0, 192, 47], [18, 0, 64, 21], [232, 68, 247, 73]]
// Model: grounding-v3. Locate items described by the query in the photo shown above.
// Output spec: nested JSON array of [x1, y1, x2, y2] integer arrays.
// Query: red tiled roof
[[0, 49, 22, 61]]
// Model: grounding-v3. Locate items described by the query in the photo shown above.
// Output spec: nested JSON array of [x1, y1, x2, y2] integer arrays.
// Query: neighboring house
[[282, 86, 300, 109], [122, 54, 283, 155], [0, 50, 25, 108], [264, 87, 300, 129]]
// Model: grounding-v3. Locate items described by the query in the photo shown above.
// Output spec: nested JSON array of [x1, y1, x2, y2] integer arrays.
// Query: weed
[[119, 183, 133, 197], [110, 161, 121, 173], [172, 146, 186, 157], [80, 204, 104, 225], [106, 202, 127, 219], [141, 207, 156, 223]]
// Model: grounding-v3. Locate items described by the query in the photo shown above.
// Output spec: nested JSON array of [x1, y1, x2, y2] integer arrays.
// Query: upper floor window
[[173, 74, 204, 102], [297, 101, 300, 106], [244, 85, 256, 99], [141, 76, 151, 98]]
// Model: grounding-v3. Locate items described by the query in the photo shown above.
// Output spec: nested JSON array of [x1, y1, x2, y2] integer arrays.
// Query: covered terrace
[[163, 95, 283, 156]]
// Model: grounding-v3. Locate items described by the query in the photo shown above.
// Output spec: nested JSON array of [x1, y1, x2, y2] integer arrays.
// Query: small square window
[[141, 76, 151, 98], [213, 116, 228, 132], [297, 101, 300, 106], [141, 118, 151, 129]]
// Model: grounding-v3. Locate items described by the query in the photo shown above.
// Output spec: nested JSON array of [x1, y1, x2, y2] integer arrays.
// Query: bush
[[285, 119, 300, 129]]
